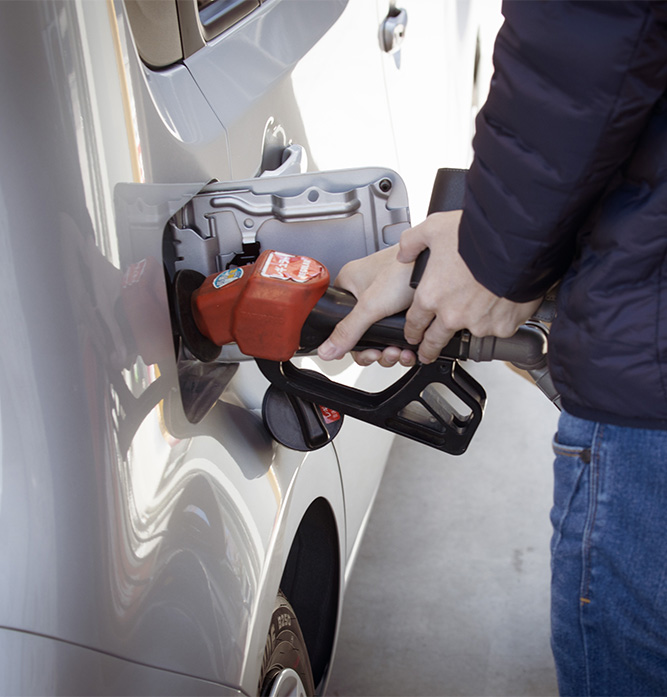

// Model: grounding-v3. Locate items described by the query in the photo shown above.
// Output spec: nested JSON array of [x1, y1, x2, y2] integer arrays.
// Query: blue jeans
[[551, 411, 667, 696]]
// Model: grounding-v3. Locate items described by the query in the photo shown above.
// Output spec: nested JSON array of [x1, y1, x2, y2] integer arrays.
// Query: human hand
[[317, 245, 416, 366], [398, 210, 542, 363]]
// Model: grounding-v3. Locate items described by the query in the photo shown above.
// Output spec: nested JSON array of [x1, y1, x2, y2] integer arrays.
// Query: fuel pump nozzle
[[172, 168, 559, 455], [173, 245, 558, 455]]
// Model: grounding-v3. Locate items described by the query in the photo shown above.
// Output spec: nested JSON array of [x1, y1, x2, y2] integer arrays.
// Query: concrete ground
[[328, 359, 561, 697]]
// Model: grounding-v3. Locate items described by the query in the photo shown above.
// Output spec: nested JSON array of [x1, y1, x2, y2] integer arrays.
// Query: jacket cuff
[[458, 205, 558, 303]]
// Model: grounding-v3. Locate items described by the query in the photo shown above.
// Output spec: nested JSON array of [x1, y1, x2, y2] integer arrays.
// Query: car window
[[124, 0, 183, 68], [197, 0, 259, 40], [124, 0, 259, 68]]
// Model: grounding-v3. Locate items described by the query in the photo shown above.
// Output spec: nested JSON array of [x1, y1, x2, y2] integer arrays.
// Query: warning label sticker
[[319, 406, 341, 424], [261, 251, 323, 283], [122, 259, 147, 288]]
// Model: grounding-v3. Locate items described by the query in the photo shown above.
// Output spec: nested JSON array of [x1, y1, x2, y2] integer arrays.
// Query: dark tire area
[[258, 591, 315, 696]]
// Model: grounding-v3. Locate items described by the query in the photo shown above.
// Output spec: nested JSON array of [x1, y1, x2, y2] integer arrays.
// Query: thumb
[[317, 305, 376, 361], [398, 210, 463, 263], [396, 224, 427, 264]]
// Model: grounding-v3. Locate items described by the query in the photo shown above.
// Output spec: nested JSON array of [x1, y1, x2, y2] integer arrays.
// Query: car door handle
[[380, 6, 407, 53]]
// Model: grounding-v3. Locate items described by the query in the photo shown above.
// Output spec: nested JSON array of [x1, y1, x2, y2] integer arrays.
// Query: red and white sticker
[[261, 251, 323, 283], [122, 259, 147, 288], [318, 406, 341, 424]]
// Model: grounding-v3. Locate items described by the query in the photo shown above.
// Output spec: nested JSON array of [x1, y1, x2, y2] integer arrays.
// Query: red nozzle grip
[[191, 250, 330, 361]]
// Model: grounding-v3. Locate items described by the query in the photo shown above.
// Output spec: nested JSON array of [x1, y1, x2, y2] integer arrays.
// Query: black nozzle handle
[[410, 249, 430, 290], [300, 287, 467, 360], [301, 287, 549, 372], [467, 324, 549, 371], [257, 356, 485, 455]]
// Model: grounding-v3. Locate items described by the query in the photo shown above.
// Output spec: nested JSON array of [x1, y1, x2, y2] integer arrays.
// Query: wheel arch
[[279, 497, 341, 690]]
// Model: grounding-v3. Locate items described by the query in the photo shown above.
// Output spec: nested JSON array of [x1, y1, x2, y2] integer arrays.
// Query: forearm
[[461, 0, 667, 301]]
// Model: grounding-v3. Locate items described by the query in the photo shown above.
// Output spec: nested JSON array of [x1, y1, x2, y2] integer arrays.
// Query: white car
[[0, 1, 493, 695]]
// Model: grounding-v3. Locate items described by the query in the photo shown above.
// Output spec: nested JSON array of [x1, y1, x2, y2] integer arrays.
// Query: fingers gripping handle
[[407, 167, 561, 406], [410, 168, 559, 327], [301, 288, 550, 372], [266, 292, 553, 454]]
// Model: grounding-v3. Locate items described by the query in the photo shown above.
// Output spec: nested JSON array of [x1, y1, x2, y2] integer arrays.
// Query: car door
[[375, 0, 502, 220]]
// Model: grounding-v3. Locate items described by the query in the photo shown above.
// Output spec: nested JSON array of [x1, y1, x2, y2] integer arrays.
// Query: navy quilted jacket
[[460, 0, 667, 428]]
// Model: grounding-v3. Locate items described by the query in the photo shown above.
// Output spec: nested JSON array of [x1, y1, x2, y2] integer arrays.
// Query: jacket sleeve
[[459, 0, 667, 302]]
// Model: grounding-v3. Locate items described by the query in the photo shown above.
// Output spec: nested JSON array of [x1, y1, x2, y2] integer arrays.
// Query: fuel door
[[163, 149, 410, 422], [164, 148, 410, 306]]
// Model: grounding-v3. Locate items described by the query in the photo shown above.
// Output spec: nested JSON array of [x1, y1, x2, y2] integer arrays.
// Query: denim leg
[[551, 411, 667, 696]]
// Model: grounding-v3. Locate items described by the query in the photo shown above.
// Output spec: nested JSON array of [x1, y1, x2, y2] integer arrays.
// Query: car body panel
[[184, 0, 347, 178], [0, 628, 243, 696]]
